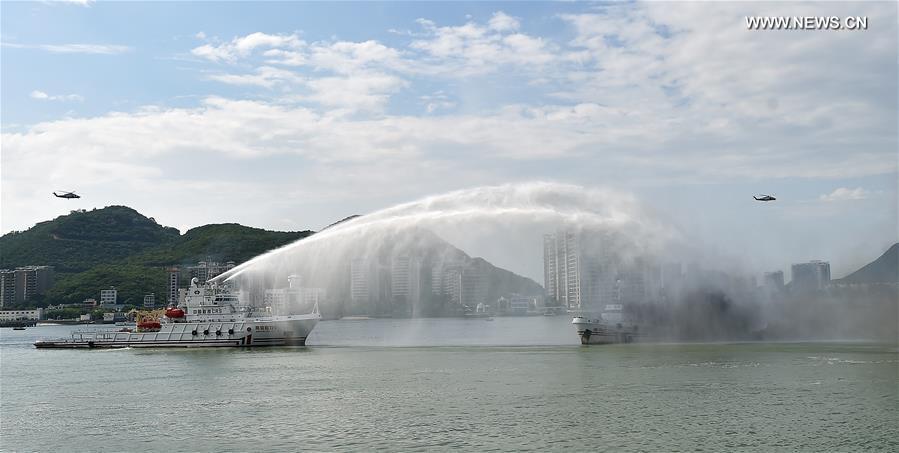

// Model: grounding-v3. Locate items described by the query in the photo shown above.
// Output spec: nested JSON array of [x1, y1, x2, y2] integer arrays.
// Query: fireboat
[[34, 278, 320, 349]]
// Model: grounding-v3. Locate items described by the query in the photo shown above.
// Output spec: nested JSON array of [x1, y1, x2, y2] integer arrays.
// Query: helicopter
[[753, 194, 776, 202], [52, 191, 81, 199]]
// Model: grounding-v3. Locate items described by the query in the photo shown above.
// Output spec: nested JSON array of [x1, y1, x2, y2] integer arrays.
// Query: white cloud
[[191, 32, 304, 63], [488, 12, 520, 32], [30, 90, 84, 102], [47, 0, 93, 6], [308, 40, 405, 74], [206, 66, 304, 88], [262, 48, 305, 66], [2, 42, 131, 54], [195, 31, 206, 40], [819, 187, 870, 202], [303, 74, 407, 111], [409, 13, 557, 75]]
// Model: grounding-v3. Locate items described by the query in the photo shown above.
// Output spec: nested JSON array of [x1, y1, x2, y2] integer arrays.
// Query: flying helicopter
[[53, 191, 81, 199], [753, 194, 776, 202]]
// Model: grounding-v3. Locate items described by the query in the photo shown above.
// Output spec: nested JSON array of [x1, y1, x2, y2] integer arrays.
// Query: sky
[[1, 1, 896, 281]]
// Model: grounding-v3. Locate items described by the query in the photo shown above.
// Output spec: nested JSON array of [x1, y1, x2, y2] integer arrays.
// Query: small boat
[[571, 304, 640, 345], [12, 326, 26, 330]]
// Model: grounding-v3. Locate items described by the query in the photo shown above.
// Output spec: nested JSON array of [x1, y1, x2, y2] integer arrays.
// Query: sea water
[[2, 319, 897, 452]]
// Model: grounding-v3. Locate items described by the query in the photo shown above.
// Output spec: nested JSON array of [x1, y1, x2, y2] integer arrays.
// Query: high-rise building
[[763, 271, 785, 293], [391, 256, 421, 306], [167, 267, 180, 306], [6, 266, 55, 304], [460, 262, 487, 308], [0, 269, 15, 308], [433, 260, 488, 308], [350, 258, 372, 305], [791, 261, 831, 292], [543, 235, 559, 304], [543, 231, 647, 311], [543, 231, 581, 308]]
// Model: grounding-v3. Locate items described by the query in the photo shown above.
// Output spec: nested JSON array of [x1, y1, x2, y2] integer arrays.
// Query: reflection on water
[[2, 319, 897, 452]]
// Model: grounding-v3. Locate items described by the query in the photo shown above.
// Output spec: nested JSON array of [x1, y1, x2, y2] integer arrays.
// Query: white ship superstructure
[[35, 278, 320, 349]]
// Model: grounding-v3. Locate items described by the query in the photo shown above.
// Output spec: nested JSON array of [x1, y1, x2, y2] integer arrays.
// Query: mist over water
[[214, 182, 897, 343]]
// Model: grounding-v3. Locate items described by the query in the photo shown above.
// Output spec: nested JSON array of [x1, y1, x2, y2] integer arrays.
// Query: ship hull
[[572, 317, 639, 345], [34, 316, 318, 349]]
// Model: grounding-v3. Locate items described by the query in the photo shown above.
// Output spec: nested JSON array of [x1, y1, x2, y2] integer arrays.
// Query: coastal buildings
[[0, 266, 55, 308], [791, 260, 831, 292], [0, 308, 44, 321], [429, 260, 487, 308], [264, 274, 326, 315], [543, 231, 650, 311], [188, 261, 236, 283], [143, 294, 156, 308]]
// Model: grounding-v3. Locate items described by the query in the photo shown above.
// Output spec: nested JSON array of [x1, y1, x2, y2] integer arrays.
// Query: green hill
[[838, 243, 899, 283], [0, 206, 180, 273], [129, 223, 312, 267], [1, 207, 314, 307]]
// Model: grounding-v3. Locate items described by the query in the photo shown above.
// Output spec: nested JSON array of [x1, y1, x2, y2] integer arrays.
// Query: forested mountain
[[1, 207, 312, 307], [0, 206, 179, 273]]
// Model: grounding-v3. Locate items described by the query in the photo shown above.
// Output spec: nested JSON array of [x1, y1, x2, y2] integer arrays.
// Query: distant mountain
[[838, 243, 899, 283], [0, 206, 179, 273]]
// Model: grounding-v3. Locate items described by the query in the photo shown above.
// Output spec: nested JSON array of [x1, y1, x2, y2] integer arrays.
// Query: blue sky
[[1, 1, 896, 280]]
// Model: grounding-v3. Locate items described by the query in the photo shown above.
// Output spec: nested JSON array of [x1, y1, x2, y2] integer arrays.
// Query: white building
[[143, 294, 156, 308], [100, 287, 118, 305], [0, 308, 44, 321]]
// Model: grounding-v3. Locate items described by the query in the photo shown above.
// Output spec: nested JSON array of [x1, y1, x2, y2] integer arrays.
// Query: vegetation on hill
[[129, 223, 313, 267], [1, 206, 314, 308], [0, 206, 179, 273], [43, 264, 168, 306]]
